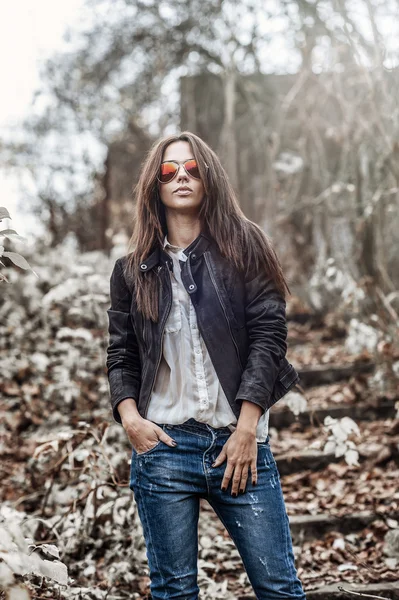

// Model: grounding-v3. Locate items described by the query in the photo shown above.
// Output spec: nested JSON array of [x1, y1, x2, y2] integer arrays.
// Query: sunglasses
[[157, 159, 209, 184]]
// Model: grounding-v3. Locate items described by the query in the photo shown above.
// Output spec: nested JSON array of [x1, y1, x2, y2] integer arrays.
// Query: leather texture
[[106, 231, 300, 424]]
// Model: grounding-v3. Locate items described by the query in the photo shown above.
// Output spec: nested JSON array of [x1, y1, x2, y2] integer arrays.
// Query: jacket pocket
[[279, 362, 299, 388], [270, 362, 300, 406]]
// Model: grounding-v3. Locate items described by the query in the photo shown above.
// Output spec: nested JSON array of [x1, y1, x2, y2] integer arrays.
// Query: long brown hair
[[124, 131, 291, 322]]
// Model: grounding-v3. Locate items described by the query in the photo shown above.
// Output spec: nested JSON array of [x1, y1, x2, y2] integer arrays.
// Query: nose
[[176, 164, 189, 182]]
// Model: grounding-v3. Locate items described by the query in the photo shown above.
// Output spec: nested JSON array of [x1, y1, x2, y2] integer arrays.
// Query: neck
[[165, 213, 203, 248]]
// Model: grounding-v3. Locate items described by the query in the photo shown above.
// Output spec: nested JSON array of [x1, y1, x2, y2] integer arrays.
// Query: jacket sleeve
[[106, 258, 141, 424], [235, 262, 288, 414]]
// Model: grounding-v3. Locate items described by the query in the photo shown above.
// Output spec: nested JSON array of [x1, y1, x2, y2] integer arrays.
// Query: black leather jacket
[[106, 231, 300, 424]]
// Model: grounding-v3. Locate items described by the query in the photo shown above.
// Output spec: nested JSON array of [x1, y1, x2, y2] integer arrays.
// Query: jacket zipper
[[204, 253, 244, 371], [143, 266, 172, 418]]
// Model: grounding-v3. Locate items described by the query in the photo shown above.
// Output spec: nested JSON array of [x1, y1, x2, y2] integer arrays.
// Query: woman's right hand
[[122, 414, 177, 454]]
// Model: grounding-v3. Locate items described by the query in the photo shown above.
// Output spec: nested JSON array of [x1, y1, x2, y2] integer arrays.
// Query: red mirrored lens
[[159, 162, 178, 183], [184, 159, 200, 179]]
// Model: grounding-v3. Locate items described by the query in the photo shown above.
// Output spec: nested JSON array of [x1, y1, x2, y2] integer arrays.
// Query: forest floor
[[1, 271, 399, 599]]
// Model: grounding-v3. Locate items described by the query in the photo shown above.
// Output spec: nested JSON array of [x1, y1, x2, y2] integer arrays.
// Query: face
[[158, 141, 205, 216]]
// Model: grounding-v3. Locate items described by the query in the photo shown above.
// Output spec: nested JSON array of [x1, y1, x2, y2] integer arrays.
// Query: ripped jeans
[[129, 418, 307, 600]]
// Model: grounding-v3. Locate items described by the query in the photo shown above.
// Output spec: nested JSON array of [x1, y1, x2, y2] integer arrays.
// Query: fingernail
[[232, 492, 237, 497], [221, 487, 227, 492], [171, 441, 177, 446], [212, 462, 216, 467]]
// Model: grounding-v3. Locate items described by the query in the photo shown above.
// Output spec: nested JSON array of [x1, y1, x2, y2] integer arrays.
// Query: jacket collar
[[139, 229, 212, 273]]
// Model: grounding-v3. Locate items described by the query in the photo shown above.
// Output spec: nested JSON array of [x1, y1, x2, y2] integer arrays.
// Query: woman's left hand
[[212, 428, 258, 495]]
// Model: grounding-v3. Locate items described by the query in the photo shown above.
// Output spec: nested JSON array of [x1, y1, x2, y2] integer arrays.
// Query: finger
[[251, 459, 258, 485], [221, 462, 234, 492], [231, 464, 244, 496], [239, 465, 250, 494], [212, 448, 227, 467], [158, 430, 178, 447]]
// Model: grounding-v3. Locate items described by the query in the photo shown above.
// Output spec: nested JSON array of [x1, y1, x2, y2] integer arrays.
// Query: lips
[[175, 187, 192, 192]]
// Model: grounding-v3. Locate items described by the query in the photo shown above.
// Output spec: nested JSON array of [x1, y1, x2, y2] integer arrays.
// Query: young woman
[[106, 132, 307, 599]]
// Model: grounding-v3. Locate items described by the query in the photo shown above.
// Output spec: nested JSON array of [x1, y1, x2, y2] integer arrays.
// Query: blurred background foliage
[[1, 0, 399, 315]]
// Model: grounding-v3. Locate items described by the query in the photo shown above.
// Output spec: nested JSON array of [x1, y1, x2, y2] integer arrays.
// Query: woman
[[106, 131, 307, 599]]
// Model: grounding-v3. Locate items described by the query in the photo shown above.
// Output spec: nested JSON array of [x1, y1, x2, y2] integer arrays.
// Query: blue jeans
[[130, 418, 307, 600]]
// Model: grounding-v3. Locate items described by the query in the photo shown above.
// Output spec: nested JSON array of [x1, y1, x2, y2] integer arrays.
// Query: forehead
[[162, 140, 194, 162]]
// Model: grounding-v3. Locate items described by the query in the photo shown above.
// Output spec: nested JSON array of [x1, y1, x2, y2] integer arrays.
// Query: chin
[[169, 198, 200, 208]]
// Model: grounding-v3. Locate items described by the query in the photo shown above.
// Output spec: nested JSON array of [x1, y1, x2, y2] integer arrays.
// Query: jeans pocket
[[133, 440, 162, 456], [132, 425, 166, 457], [257, 443, 277, 468]]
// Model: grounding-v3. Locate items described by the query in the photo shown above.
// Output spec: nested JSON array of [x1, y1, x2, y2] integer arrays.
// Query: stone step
[[289, 511, 399, 542], [271, 397, 397, 429], [296, 361, 375, 388], [305, 580, 399, 600], [275, 437, 399, 476], [276, 449, 339, 475]]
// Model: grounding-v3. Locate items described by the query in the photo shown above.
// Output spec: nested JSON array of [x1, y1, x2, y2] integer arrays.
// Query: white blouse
[[146, 234, 269, 442]]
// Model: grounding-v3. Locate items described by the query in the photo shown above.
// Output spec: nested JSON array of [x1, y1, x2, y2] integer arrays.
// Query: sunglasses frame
[[157, 159, 209, 183]]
